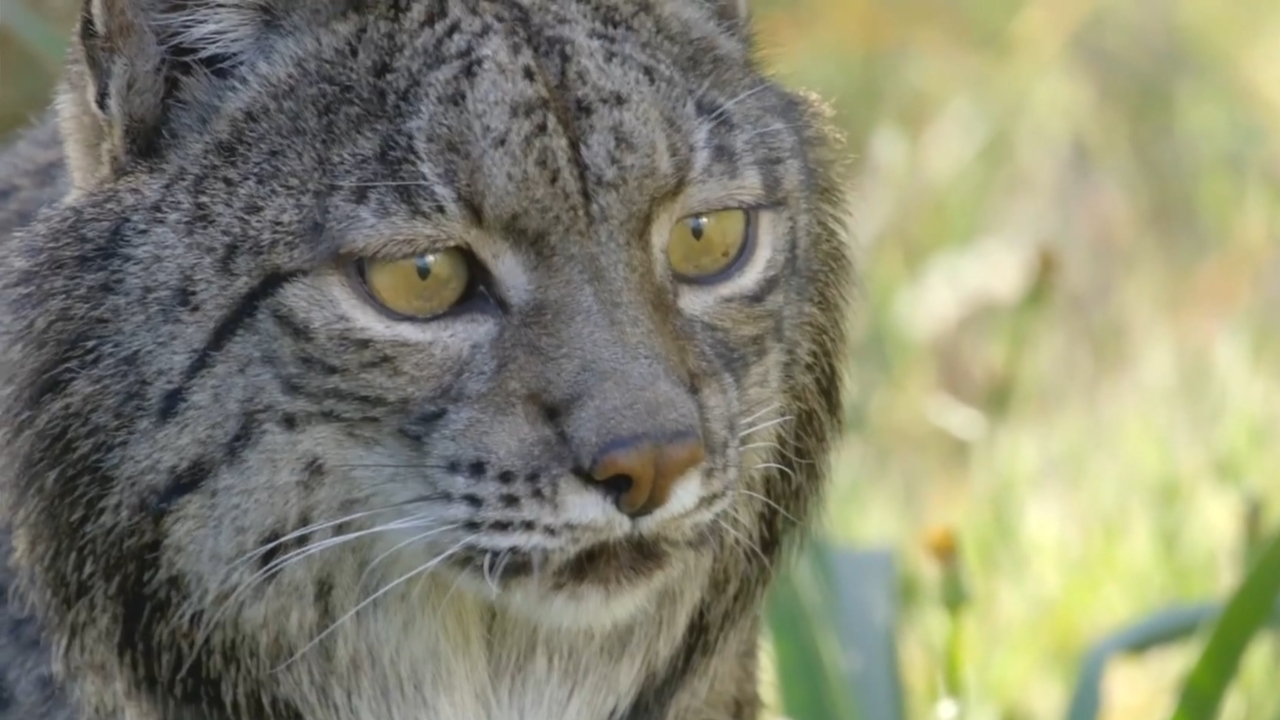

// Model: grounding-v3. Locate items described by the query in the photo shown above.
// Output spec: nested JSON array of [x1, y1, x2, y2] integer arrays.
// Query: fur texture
[[0, 1, 853, 719]]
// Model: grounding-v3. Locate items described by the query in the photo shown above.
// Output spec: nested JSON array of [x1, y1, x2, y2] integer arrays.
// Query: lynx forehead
[[0, 1, 852, 719]]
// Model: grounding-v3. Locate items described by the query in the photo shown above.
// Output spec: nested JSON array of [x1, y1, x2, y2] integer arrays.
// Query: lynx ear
[[59, 0, 283, 190]]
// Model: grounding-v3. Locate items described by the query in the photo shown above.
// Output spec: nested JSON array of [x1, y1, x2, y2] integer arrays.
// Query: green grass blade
[[1065, 604, 1222, 720], [766, 541, 863, 720], [1171, 529, 1280, 720], [769, 568, 842, 720]]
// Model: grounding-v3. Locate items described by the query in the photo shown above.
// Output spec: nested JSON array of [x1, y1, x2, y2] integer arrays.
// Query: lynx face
[[0, 1, 850, 718]]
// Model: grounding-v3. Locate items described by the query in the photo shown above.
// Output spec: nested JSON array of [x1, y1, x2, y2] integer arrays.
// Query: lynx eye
[[666, 209, 750, 282], [355, 249, 471, 320]]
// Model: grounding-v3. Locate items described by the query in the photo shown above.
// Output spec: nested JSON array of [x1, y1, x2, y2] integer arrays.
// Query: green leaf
[[1066, 604, 1225, 720], [766, 541, 864, 720], [1171, 529, 1280, 720], [767, 541, 907, 720]]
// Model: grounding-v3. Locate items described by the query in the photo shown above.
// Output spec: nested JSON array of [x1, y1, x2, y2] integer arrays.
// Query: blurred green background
[[2, 1, 1278, 719]]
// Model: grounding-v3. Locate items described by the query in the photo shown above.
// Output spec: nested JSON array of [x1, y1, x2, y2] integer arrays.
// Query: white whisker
[[253, 517, 437, 581], [731, 489, 799, 525], [714, 518, 769, 566], [738, 402, 781, 425], [752, 462, 798, 483], [739, 441, 816, 466], [494, 550, 513, 585], [275, 535, 478, 672], [433, 560, 471, 607], [358, 523, 462, 588], [232, 505, 412, 569], [737, 415, 794, 439], [483, 551, 498, 595], [180, 516, 434, 681]]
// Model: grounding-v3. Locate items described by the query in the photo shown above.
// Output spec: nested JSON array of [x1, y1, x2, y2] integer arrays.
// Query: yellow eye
[[357, 249, 471, 319], [666, 209, 750, 281]]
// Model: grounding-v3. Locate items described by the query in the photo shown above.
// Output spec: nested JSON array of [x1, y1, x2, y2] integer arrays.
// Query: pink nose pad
[[588, 435, 706, 516]]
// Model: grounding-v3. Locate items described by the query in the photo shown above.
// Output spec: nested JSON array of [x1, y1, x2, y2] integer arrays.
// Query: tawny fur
[[0, 1, 853, 719]]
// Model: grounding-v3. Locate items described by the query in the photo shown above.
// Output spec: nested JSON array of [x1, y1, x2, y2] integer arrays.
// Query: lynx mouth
[[442, 483, 733, 596], [451, 547, 539, 583], [550, 536, 672, 589], [448, 534, 696, 592]]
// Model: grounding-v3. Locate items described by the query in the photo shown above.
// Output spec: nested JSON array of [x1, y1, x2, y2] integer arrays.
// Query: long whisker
[[180, 516, 436, 681], [483, 552, 498, 596], [357, 523, 462, 589], [752, 462, 798, 484], [275, 535, 478, 672], [731, 489, 800, 525], [493, 550, 513, 588], [714, 517, 769, 566], [738, 402, 781, 426], [737, 415, 795, 439], [739, 441, 816, 466], [251, 517, 437, 581], [433, 561, 471, 608], [233, 504, 422, 569]]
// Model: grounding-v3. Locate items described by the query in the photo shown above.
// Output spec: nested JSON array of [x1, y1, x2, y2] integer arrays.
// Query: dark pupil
[[415, 256, 433, 281], [690, 216, 706, 241]]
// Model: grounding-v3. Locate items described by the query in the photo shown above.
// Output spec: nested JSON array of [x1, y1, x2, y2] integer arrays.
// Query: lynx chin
[[0, 1, 853, 718]]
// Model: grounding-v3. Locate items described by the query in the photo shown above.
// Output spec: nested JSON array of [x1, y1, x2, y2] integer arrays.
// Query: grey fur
[[0, 1, 852, 719]]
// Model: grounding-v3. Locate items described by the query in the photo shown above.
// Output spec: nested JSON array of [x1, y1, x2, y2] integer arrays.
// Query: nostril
[[597, 474, 634, 503], [574, 465, 636, 508], [584, 433, 704, 517]]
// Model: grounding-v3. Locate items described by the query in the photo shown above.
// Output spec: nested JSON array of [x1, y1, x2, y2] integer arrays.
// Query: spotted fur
[[0, 1, 853, 719]]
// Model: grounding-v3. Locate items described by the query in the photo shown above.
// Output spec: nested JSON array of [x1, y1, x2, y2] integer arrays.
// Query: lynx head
[[0, 0, 850, 717]]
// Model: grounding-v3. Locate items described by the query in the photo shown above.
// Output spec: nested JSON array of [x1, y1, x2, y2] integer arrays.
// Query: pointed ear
[[59, 0, 282, 190]]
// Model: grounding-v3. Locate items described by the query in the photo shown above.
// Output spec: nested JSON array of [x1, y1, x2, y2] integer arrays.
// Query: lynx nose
[[588, 433, 706, 517]]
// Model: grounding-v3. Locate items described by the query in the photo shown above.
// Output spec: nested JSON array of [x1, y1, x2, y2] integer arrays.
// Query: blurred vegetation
[[748, 1, 1280, 719], [1170, 530, 1280, 720], [3, 1, 1279, 719]]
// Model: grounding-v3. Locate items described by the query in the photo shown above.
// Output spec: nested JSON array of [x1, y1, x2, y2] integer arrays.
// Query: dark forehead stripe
[[497, 0, 595, 218], [157, 271, 302, 422]]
